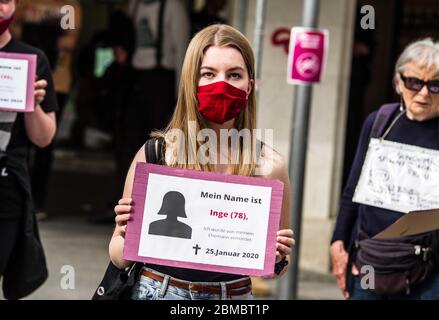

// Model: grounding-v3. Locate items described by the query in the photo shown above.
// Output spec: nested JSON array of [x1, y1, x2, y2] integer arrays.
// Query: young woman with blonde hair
[[109, 24, 294, 300]]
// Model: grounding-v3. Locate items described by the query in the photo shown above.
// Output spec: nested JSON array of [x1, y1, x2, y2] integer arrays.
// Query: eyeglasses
[[399, 73, 439, 94]]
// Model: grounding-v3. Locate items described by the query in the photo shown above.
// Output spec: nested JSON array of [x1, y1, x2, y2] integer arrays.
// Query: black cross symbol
[[193, 244, 201, 255]]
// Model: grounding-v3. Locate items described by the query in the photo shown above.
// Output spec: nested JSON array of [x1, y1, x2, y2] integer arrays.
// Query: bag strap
[[144, 137, 165, 164], [370, 103, 400, 139]]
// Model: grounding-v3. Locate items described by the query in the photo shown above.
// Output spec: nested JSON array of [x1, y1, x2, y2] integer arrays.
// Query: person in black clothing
[[72, 30, 109, 150], [92, 1, 189, 224], [128, 0, 189, 139], [12, 0, 82, 220], [88, 10, 137, 224], [0, 0, 58, 299]]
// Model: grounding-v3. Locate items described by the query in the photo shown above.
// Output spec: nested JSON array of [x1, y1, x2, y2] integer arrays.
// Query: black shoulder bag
[[92, 137, 165, 300], [355, 230, 435, 296]]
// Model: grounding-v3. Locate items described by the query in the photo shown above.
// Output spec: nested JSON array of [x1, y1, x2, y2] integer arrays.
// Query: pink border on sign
[[123, 162, 284, 277], [0, 52, 36, 112]]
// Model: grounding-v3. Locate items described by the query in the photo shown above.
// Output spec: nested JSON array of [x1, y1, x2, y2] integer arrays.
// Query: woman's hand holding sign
[[114, 197, 133, 235], [276, 229, 295, 263], [110, 197, 134, 270], [259, 228, 294, 278]]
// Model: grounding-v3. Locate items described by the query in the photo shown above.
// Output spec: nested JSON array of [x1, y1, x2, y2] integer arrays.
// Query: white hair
[[394, 38, 439, 94]]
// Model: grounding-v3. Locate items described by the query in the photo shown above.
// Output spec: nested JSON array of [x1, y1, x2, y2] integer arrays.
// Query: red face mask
[[0, 15, 14, 36], [197, 81, 248, 124]]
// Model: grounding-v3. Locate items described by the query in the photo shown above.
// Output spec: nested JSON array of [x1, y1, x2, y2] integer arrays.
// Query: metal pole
[[278, 0, 320, 300], [253, 0, 267, 97], [237, 0, 248, 34]]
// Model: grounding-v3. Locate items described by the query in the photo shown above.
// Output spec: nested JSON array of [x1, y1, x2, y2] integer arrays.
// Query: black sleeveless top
[[143, 137, 244, 282]]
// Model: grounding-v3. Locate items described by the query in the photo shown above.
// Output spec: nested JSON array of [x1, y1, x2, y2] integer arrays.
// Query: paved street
[[2, 217, 341, 300], [1, 149, 342, 300]]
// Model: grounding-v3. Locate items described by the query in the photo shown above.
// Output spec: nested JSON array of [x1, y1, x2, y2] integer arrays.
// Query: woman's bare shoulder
[[138, 144, 147, 162], [122, 144, 147, 198], [257, 143, 288, 180]]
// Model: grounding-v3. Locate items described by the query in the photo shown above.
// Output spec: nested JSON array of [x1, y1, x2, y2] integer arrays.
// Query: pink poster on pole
[[123, 163, 284, 277], [0, 52, 36, 112], [287, 27, 329, 85]]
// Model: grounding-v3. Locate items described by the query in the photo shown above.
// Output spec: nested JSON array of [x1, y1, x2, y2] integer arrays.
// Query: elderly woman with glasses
[[330, 38, 439, 300]]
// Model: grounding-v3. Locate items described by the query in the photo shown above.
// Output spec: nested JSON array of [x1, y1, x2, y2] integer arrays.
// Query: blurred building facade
[[33, 0, 439, 275]]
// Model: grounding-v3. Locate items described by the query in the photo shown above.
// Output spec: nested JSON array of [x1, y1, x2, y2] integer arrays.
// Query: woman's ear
[[247, 79, 255, 97], [396, 76, 404, 95]]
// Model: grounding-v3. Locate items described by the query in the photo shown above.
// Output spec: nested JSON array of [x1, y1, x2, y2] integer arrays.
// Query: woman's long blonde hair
[[152, 24, 258, 176]]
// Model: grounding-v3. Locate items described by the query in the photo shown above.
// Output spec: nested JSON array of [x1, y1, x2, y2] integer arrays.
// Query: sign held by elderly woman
[[353, 138, 439, 213]]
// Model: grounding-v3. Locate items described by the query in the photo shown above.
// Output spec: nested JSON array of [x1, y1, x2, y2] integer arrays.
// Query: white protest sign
[[0, 57, 29, 111], [353, 138, 439, 213]]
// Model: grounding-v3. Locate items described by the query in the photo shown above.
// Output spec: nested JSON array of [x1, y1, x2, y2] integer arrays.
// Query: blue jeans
[[132, 267, 254, 300], [349, 272, 439, 300]]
